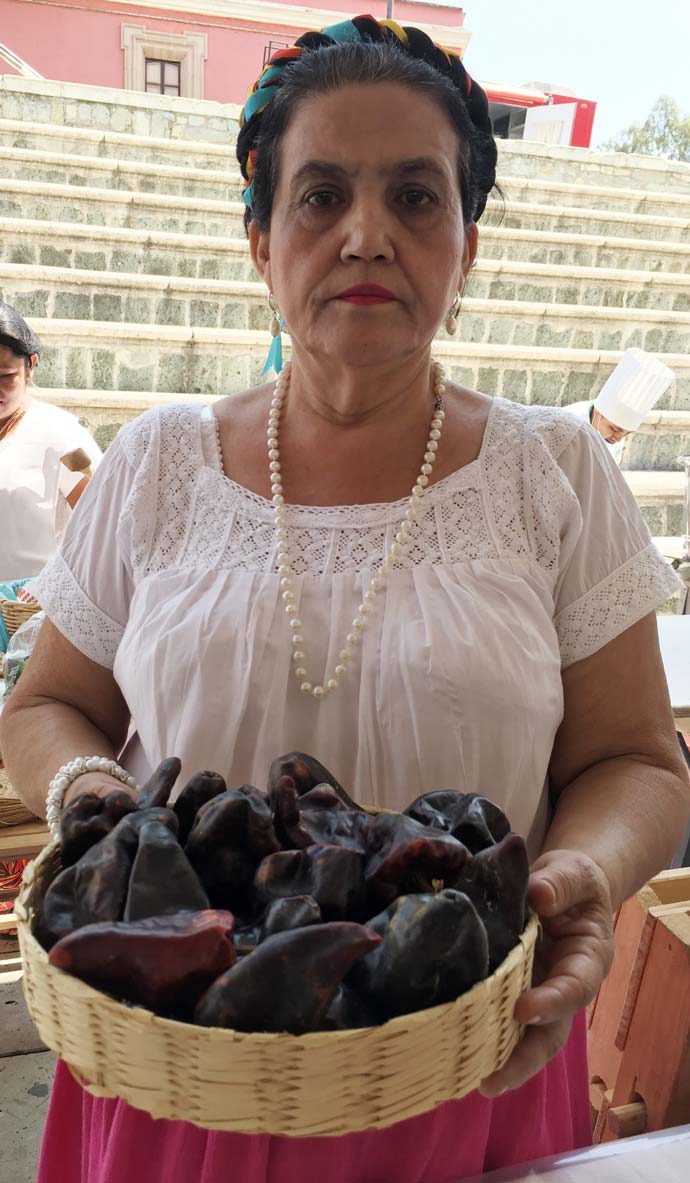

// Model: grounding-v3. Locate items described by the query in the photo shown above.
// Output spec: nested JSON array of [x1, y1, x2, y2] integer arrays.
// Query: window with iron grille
[[145, 58, 181, 96], [263, 40, 288, 68]]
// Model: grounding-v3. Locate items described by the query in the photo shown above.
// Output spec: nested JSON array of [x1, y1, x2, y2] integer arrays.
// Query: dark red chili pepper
[[364, 813, 470, 907], [267, 752, 363, 810], [261, 894, 321, 939], [255, 844, 366, 921], [123, 818, 209, 922], [194, 921, 380, 1034], [449, 833, 529, 970], [49, 909, 236, 1016], [60, 790, 138, 867], [173, 770, 227, 846], [137, 757, 182, 810], [185, 789, 280, 916], [349, 889, 489, 1020], [405, 791, 511, 853]]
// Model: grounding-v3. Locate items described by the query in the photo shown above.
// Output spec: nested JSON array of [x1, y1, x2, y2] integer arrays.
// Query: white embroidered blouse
[[32, 397, 680, 857]]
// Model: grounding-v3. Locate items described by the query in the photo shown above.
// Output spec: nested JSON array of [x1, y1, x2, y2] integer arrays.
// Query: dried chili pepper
[[405, 791, 510, 853], [272, 776, 370, 853], [349, 889, 489, 1019], [255, 844, 366, 921], [137, 757, 182, 810], [364, 813, 470, 907], [186, 789, 280, 916], [320, 984, 377, 1031], [261, 894, 321, 939], [60, 790, 138, 868], [49, 909, 236, 1015], [449, 833, 529, 970], [194, 922, 380, 1034], [173, 770, 227, 846], [267, 752, 362, 810], [123, 819, 209, 922]]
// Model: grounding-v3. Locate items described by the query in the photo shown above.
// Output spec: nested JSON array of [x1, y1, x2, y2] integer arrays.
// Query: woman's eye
[[400, 189, 435, 207], [305, 190, 339, 208]]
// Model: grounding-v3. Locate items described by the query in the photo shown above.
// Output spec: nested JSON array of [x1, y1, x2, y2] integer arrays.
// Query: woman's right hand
[[62, 771, 139, 809]]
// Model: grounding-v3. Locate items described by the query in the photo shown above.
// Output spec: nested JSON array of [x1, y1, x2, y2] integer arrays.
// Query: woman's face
[[0, 345, 34, 422], [250, 83, 478, 370]]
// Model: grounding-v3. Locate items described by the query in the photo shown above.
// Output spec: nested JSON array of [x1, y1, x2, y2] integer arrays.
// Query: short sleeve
[[54, 418, 104, 500], [30, 429, 140, 669], [553, 422, 682, 667]]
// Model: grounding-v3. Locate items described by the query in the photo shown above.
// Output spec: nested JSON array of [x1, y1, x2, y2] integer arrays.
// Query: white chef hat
[[594, 348, 675, 432]]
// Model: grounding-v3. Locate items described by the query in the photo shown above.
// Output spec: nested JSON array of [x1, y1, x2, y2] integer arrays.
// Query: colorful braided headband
[[238, 14, 489, 212]]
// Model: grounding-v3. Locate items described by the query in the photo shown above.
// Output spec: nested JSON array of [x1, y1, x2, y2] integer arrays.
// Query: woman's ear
[[249, 221, 272, 290], [460, 223, 479, 285], [27, 353, 38, 380]]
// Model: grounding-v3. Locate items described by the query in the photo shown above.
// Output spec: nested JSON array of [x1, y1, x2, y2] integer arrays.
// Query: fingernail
[[527, 1015, 544, 1025]]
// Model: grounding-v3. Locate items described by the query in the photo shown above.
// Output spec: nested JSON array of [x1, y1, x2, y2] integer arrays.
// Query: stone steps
[[0, 116, 237, 170], [496, 138, 690, 195], [4, 215, 690, 283], [27, 317, 690, 407], [625, 411, 690, 474], [1, 145, 243, 202], [483, 199, 690, 245], [0, 178, 246, 238], [3, 116, 690, 221], [499, 175, 690, 219], [465, 258, 690, 312], [4, 264, 689, 356], [622, 471, 686, 537], [0, 74, 239, 143]]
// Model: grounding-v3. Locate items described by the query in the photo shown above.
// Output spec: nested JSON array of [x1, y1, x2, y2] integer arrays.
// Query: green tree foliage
[[600, 96, 690, 162]]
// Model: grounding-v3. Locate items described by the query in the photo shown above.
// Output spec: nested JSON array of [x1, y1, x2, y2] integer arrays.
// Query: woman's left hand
[[479, 848, 615, 1098]]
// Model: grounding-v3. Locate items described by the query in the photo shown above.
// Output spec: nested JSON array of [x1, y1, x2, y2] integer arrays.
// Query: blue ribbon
[[262, 318, 285, 375], [243, 84, 279, 123], [321, 19, 362, 43], [243, 181, 255, 208]]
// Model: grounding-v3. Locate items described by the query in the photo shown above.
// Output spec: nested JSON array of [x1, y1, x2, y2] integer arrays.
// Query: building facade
[[1, 0, 595, 144]]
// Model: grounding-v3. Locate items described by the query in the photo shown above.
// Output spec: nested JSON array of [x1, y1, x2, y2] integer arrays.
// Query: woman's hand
[[479, 848, 615, 1098], [63, 771, 138, 809]]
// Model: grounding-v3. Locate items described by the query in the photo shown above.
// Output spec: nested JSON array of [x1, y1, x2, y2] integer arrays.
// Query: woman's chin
[[301, 333, 426, 370]]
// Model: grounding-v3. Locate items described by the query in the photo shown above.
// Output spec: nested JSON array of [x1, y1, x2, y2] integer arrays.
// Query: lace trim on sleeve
[[31, 551, 125, 669], [556, 542, 683, 668]]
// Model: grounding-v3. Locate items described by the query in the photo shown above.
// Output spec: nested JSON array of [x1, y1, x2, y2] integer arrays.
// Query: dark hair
[[237, 33, 498, 236], [0, 302, 40, 369]]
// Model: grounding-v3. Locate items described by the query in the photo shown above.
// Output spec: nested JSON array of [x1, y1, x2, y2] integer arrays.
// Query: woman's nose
[[339, 201, 395, 263]]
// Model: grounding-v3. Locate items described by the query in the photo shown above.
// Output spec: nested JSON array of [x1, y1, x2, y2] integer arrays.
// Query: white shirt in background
[[566, 400, 626, 466], [0, 397, 102, 580]]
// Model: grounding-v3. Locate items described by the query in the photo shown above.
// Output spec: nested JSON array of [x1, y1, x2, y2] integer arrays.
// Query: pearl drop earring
[[445, 292, 462, 336]]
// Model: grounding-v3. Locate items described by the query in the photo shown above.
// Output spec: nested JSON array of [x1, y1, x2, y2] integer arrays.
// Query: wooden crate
[[588, 868, 690, 1142]]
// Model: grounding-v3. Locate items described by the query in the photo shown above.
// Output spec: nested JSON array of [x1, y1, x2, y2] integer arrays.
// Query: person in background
[[0, 302, 102, 581], [567, 347, 675, 465]]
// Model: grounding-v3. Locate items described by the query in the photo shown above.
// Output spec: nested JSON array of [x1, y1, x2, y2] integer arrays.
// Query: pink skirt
[[38, 1013, 591, 1183]]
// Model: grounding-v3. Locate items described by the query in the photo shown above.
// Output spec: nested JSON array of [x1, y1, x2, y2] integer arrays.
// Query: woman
[[2, 18, 689, 1183], [0, 302, 102, 582]]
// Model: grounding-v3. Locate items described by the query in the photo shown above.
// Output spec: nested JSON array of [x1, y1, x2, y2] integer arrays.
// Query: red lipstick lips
[[337, 284, 396, 305]]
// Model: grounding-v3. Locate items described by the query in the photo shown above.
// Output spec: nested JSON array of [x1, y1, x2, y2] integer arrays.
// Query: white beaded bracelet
[[46, 756, 139, 840]]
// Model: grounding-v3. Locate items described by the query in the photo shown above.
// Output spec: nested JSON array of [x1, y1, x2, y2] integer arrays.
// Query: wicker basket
[[17, 840, 538, 1136], [0, 597, 41, 637]]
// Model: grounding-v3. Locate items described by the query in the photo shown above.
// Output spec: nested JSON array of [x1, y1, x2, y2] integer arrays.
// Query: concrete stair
[[1, 74, 689, 536]]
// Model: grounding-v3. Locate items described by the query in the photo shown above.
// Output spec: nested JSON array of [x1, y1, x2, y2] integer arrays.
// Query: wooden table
[[0, 819, 51, 861]]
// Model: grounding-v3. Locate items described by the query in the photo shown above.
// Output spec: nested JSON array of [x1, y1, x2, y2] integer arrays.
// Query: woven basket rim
[[17, 840, 538, 1047]]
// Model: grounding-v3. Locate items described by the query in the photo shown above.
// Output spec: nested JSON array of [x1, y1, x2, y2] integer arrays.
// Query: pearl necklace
[[269, 361, 447, 700]]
